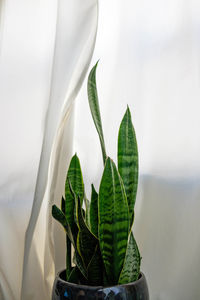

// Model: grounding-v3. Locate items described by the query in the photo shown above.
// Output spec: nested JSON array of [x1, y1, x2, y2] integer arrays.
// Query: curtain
[[1, 0, 200, 300], [0, 0, 98, 299]]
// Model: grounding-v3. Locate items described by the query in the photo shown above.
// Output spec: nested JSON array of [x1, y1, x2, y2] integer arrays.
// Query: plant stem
[[66, 235, 72, 280]]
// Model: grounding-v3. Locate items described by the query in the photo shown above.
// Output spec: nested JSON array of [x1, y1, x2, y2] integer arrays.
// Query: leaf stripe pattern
[[76, 197, 98, 268], [98, 157, 129, 284], [118, 107, 138, 225], [52, 205, 87, 279], [87, 244, 103, 285], [87, 61, 107, 164], [118, 232, 141, 284], [90, 184, 99, 237], [65, 154, 84, 204]]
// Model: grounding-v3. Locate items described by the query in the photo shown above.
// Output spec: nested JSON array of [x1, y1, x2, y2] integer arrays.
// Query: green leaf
[[65, 154, 84, 204], [52, 205, 67, 229], [118, 107, 138, 225], [52, 205, 87, 279], [87, 244, 103, 286], [67, 267, 80, 284], [66, 236, 72, 280], [90, 184, 99, 237], [118, 232, 141, 284], [65, 179, 78, 239], [76, 197, 98, 268], [85, 197, 90, 228], [98, 157, 129, 284], [87, 61, 107, 164], [61, 196, 65, 214]]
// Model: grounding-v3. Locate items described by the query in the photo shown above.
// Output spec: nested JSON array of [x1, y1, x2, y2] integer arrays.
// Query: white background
[[0, 0, 200, 299]]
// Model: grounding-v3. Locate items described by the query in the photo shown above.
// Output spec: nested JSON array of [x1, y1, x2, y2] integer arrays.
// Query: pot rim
[[56, 269, 146, 289]]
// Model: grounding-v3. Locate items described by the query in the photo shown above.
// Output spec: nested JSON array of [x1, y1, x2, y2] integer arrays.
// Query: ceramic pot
[[52, 270, 149, 300]]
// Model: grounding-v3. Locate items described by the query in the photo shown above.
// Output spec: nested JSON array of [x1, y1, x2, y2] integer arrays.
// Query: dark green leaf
[[66, 236, 72, 280], [90, 184, 99, 237], [118, 107, 138, 225], [52, 205, 87, 279], [118, 232, 141, 284], [76, 197, 98, 268], [68, 267, 79, 284], [87, 244, 103, 286], [87, 61, 107, 164], [65, 154, 84, 204], [98, 157, 129, 284], [52, 205, 67, 229], [85, 197, 90, 228], [61, 196, 65, 214], [65, 179, 78, 239]]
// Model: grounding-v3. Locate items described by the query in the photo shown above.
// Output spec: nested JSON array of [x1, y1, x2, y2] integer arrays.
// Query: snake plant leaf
[[68, 266, 88, 285], [65, 154, 84, 205], [68, 267, 80, 284], [66, 236, 72, 280], [76, 197, 98, 268], [85, 197, 90, 228], [118, 107, 138, 225], [52, 205, 67, 229], [98, 157, 129, 284], [65, 179, 78, 239], [52, 205, 87, 279], [72, 250, 88, 280], [90, 184, 99, 237], [118, 232, 141, 284], [61, 196, 65, 214], [87, 244, 103, 286], [87, 61, 107, 164]]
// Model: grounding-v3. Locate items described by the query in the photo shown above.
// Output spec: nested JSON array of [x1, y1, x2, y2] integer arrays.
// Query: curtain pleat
[[21, 1, 98, 299], [0, 0, 98, 299]]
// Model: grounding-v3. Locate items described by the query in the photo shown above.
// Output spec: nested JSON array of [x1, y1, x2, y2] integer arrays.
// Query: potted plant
[[52, 62, 149, 300]]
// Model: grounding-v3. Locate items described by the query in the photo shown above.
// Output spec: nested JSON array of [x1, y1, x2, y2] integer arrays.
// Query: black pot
[[52, 270, 149, 300]]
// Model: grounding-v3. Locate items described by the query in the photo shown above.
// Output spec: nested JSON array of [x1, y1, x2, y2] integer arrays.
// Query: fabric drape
[[0, 0, 98, 299]]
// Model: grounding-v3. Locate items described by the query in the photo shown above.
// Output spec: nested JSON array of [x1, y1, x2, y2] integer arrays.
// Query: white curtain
[[0, 0, 200, 300], [0, 0, 98, 299]]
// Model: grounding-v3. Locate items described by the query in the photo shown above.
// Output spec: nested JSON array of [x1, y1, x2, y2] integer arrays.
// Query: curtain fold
[[0, 1, 98, 299], [21, 1, 98, 300]]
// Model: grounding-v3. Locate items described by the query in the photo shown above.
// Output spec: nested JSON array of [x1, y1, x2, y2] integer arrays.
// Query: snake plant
[[52, 62, 141, 286]]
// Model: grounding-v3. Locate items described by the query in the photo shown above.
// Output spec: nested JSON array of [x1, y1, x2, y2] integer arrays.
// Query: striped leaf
[[87, 244, 103, 286], [98, 157, 129, 284], [118, 107, 138, 225], [90, 184, 99, 237], [76, 197, 98, 268], [87, 62, 107, 164], [65, 154, 84, 237], [52, 205, 67, 229], [52, 205, 87, 279], [84, 197, 90, 228], [65, 154, 84, 204], [118, 232, 141, 284], [65, 179, 78, 239], [68, 267, 79, 284]]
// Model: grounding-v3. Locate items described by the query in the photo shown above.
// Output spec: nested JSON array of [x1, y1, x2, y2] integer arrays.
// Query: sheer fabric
[[0, 0, 98, 299]]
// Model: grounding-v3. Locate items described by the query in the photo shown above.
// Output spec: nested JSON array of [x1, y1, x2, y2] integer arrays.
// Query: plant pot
[[52, 270, 149, 300]]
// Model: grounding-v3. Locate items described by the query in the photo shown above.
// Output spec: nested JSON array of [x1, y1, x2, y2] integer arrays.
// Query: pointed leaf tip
[[118, 106, 138, 225], [87, 61, 107, 165]]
